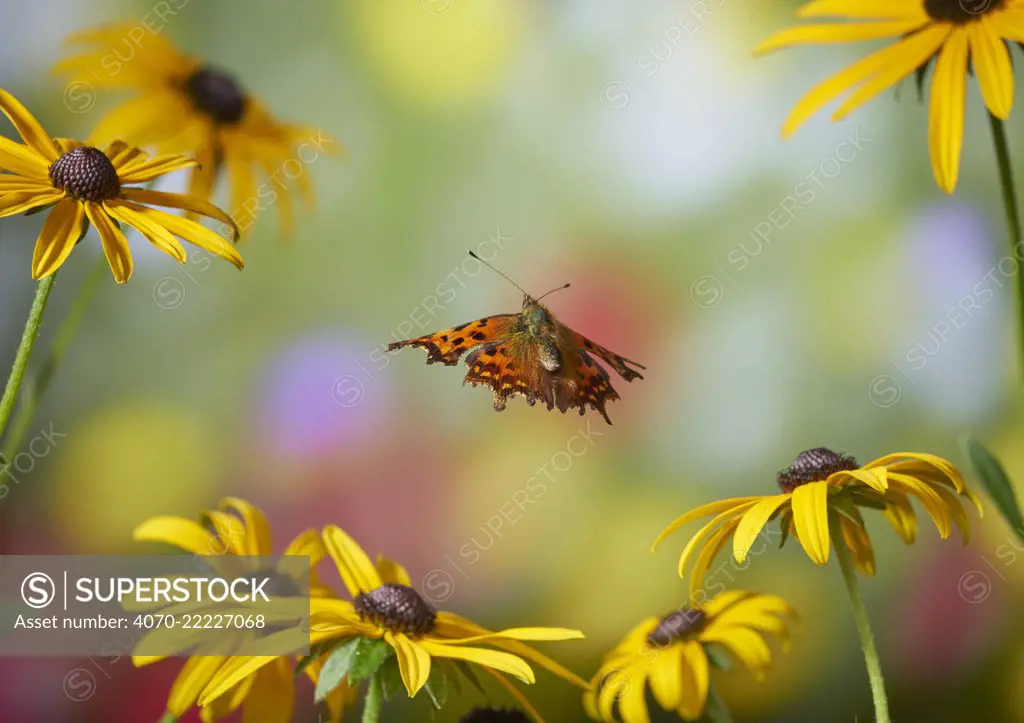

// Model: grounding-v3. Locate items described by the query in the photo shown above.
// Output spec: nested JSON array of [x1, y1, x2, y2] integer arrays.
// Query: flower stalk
[[0, 274, 57, 449], [831, 512, 890, 723], [990, 113, 1024, 379], [706, 681, 735, 723], [362, 673, 383, 723]]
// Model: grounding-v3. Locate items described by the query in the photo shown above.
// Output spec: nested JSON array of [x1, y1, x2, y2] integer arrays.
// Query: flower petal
[[117, 152, 200, 183], [322, 525, 383, 596], [677, 642, 709, 720], [839, 516, 876, 575], [169, 655, 228, 715], [376, 555, 412, 587], [120, 187, 239, 241], [0, 135, 51, 178], [103, 199, 187, 264], [733, 495, 791, 563], [791, 481, 831, 565], [199, 656, 279, 707], [0, 88, 60, 161], [796, 0, 928, 20], [647, 642, 684, 710], [220, 497, 273, 556], [240, 659, 294, 723], [84, 202, 133, 283], [889, 472, 952, 538], [0, 188, 64, 218], [756, 19, 929, 54], [652, 497, 762, 551], [31, 198, 85, 279], [680, 504, 757, 578], [689, 517, 744, 602], [113, 201, 244, 270], [133, 516, 221, 555], [970, 18, 1014, 120], [421, 639, 536, 685], [388, 632, 433, 696], [284, 528, 327, 565], [928, 29, 969, 194]]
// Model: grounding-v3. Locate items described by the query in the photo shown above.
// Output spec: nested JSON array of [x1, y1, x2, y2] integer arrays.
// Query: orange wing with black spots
[[464, 340, 624, 425], [385, 315, 518, 366], [567, 329, 645, 382]]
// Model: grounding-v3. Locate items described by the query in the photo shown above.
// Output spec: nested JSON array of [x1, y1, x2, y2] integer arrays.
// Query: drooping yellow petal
[[321, 525, 383, 596], [133, 515, 220, 556], [701, 590, 755, 618], [616, 667, 651, 723], [421, 639, 536, 684], [928, 29, 969, 194], [832, 467, 888, 493], [376, 555, 413, 587], [31, 198, 85, 279], [240, 659, 294, 723], [113, 201, 244, 270], [84, 203, 133, 283], [87, 93, 195, 149], [677, 642, 709, 720], [220, 497, 273, 556], [0, 135, 51, 178], [388, 632, 433, 696], [689, 517, 743, 602], [0, 88, 59, 161], [970, 18, 1014, 119], [679, 506, 754, 578], [283, 528, 327, 565], [652, 497, 762, 551], [756, 19, 929, 54], [889, 472, 953, 538], [441, 627, 584, 646], [839, 516, 876, 575], [796, 0, 928, 20], [200, 667, 255, 721], [733, 495, 791, 563], [647, 642, 684, 711], [225, 146, 257, 234], [791, 481, 831, 565], [700, 626, 771, 679], [199, 656, 278, 707], [780, 24, 952, 138], [169, 655, 227, 715], [103, 199, 187, 264], [483, 669, 546, 723], [120, 187, 239, 241], [882, 491, 918, 544]]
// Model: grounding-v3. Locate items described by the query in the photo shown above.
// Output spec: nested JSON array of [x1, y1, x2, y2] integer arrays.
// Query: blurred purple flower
[[256, 332, 388, 457]]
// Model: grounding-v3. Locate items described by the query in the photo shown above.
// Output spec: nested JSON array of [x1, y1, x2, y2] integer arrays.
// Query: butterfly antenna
[[467, 250, 532, 297], [536, 283, 571, 301]]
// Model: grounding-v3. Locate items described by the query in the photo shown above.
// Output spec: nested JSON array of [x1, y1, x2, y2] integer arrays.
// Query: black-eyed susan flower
[[55, 24, 338, 236], [757, 0, 1024, 193], [654, 449, 982, 598], [0, 88, 241, 283], [132, 497, 344, 723], [199, 525, 587, 722], [585, 591, 796, 723]]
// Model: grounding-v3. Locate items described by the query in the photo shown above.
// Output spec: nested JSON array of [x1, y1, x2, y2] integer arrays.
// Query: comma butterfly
[[386, 252, 644, 424]]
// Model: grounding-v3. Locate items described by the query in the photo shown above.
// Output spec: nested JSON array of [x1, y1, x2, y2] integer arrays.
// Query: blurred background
[[1, 0, 1023, 721]]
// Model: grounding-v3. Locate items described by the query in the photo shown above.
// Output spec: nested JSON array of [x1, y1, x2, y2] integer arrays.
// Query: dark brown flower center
[[48, 147, 120, 201], [354, 583, 436, 635], [777, 447, 858, 493], [647, 607, 707, 647], [924, 0, 1003, 23], [459, 709, 531, 723], [185, 66, 247, 124]]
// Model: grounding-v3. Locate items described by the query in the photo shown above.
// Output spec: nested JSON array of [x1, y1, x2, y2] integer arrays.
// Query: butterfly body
[[387, 294, 644, 424]]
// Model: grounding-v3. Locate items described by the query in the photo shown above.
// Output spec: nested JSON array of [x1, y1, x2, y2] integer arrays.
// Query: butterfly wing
[[386, 315, 519, 366], [567, 330, 645, 382]]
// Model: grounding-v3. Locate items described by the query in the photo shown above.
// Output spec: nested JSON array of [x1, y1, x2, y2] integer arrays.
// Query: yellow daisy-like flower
[[585, 591, 797, 723], [0, 89, 241, 283], [55, 24, 338, 236], [132, 497, 351, 723], [654, 449, 983, 597], [757, 0, 1024, 193], [199, 525, 588, 723]]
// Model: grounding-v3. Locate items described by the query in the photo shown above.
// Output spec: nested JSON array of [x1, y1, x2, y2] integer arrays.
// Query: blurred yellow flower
[[133, 498, 348, 723], [757, 0, 1024, 193], [654, 449, 982, 598], [0, 88, 240, 283], [55, 24, 338, 236], [200, 525, 587, 722], [585, 591, 797, 722]]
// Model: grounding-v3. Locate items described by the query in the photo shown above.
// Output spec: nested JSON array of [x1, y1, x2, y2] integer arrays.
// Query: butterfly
[[386, 252, 644, 424]]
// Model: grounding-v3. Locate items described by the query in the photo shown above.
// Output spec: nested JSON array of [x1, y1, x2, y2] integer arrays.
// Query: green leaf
[[777, 515, 790, 550], [830, 494, 866, 528], [314, 637, 364, 703], [424, 664, 449, 710], [961, 436, 1024, 542], [378, 656, 404, 701], [347, 638, 394, 686], [441, 660, 463, 696], [295, 641, 333, 678], [705, 643, 733, 672]]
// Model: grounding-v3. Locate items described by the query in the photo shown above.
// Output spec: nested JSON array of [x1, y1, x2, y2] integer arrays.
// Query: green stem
[[362, 673, 383, 723], [990, 113, 1024, 378], [832, 513, 890, 723], [705, 681, 734, 723], [0, 274, 57, 450], [1, 258, 105, 460]]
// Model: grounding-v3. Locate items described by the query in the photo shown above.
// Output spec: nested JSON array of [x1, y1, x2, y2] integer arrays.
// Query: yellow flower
[[585, 591, 797, 723], [757, 0, 1024, 193], [199, 525, 588, 723], [132, 497, 345, 723], [0, 88, 240, 283], [55, 24, 339, 236], [654, 449, 983, 598]]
